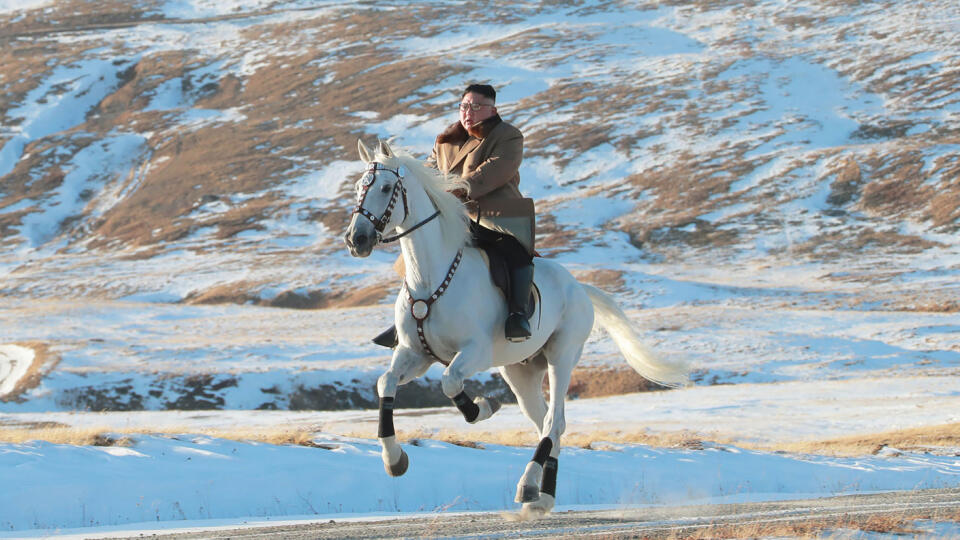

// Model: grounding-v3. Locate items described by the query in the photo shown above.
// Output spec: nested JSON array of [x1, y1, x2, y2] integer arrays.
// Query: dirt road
[[100, 488, 960, 539]]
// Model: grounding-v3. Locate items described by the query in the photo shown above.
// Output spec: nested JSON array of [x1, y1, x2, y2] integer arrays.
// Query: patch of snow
[[17, 134, 146, 248], [0, 57, 137, 178], [0, 344, 35, 398], [0, 0, 52, 14], [285, 160, 364, 202]]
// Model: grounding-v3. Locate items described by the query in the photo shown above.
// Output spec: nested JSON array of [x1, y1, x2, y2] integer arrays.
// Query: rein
[[353, 162, 441, 244], [380, 210, 440, 243]]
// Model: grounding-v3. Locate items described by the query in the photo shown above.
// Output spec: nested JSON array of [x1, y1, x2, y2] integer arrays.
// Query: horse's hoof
[[471, 396, 501, 423], [384, 449, 408, 477], [521, 494, 554, 518], [515, 483, 540, 503]]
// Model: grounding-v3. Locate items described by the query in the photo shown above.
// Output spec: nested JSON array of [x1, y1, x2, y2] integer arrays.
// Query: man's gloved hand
[[450, 188, 468, 201]]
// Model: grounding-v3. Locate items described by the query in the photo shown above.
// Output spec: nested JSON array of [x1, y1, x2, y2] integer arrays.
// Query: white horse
[[344, 140, 688, 516]]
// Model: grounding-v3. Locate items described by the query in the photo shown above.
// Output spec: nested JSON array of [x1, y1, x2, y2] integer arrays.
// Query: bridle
[[352, 162, 441, 244]]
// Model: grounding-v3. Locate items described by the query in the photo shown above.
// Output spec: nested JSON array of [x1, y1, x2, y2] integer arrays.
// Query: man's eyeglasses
[[458, 102, 494, 112]]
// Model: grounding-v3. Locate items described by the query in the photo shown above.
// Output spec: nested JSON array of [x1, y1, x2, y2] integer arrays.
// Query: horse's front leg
[[441, 341, 500, 424], [377, 347, 432, 476]]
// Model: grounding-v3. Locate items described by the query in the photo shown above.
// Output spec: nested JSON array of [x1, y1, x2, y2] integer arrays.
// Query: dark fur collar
[[436, 114, 503, 145]]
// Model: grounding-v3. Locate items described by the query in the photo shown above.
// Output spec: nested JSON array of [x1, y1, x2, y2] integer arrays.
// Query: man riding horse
[[346, 113, 687, 514], [373, 83, 536, 347]]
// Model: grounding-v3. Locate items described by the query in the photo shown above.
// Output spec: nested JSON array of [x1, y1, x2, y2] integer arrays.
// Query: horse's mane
[[374, 147, 471, 253]]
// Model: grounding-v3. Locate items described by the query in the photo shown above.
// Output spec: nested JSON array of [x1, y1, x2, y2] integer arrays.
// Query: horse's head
[[344, 139, 408, 257]]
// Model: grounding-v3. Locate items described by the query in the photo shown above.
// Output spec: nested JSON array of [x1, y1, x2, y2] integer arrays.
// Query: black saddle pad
[[480, 245, 537, 320]]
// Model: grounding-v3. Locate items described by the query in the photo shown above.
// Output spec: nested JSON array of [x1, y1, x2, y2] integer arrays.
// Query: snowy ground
[[2, 307, 960, 535], [2, 233, 959, 537], [1, 422, 959, 535]]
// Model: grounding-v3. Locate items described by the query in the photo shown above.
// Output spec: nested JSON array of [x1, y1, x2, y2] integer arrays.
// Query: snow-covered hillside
[[1, 0, 958, 410], [1, 0, 958, 300]]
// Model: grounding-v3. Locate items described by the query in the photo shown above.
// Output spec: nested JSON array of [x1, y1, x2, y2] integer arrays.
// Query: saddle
[[389, 247, 539, 323], [477, 244, 539, 324]]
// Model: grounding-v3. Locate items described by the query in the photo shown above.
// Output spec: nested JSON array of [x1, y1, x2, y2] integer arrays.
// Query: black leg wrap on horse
[[452, 391, 479, 423], [541, 457, 558, 497], [532, 437, 553, 466], [378, 397, 396, 438]]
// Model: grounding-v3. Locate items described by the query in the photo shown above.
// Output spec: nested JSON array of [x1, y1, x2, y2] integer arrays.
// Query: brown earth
[[774, 422, 960, 457], [567, 365, 665, 397], [0, 1, 956, 269], [183, 282, 391, 309]]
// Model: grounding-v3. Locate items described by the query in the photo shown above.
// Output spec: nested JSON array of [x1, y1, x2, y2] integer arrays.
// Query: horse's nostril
[[356, 233, 368, 246]]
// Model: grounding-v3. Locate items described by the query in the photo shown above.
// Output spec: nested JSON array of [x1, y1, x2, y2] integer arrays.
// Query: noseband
[[353, 162, 441, 243]]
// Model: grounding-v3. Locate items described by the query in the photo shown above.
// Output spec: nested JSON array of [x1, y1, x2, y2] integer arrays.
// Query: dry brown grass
[[766, 423, 960, 457], [0, 426, 135, 447], [182, 281, 391, 308], [342, 422, 960, 459], [568, 366, 665, 398], [345, 427, 716, 452], [571, 269, 627, 294], [0, 424, 324, 448], [8, 419, 947, 458], [4, 414, 959, 460], [392, 428, 539, 449]]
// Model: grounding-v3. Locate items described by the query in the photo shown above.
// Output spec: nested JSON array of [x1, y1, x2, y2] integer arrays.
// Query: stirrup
[[505, 312, 531, 342], [372, 325, 398, 349]]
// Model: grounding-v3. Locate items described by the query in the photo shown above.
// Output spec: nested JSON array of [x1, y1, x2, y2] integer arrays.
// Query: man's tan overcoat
[[428, 114, 535, 253]]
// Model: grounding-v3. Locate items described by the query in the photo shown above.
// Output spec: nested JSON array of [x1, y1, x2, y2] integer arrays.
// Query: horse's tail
[[581, 283, 689, 388]]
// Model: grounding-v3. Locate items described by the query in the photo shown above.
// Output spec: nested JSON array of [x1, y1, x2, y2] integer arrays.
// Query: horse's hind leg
[[516, 317, 588, 516], [377, 347, 432, 477], [515, 286, 593, 514], [499, 353, 548, 433], [499, 356, 549, 503]]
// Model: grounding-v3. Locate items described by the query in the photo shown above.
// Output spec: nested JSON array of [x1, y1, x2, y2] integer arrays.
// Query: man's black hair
[[462, 84, 496, 102]]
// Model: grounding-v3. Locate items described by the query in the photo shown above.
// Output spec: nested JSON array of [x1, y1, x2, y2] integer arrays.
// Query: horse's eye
[[380, 184, 392, 194]]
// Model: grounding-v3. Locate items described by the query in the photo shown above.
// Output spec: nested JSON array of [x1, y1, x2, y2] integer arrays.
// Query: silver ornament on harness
[[411, 299, 429, 320]]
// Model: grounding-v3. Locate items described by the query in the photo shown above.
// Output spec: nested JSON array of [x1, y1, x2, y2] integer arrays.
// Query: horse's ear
[[358, 139, 373, 163], [377, 139, 393, 158]]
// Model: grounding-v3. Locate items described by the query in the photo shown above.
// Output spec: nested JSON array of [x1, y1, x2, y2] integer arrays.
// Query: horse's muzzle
[[344, 222, 376, 257]]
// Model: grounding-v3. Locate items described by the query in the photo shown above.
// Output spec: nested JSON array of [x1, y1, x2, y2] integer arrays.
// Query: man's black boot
[[372, 325, 398, 348], [505, 264, 533, 342]]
